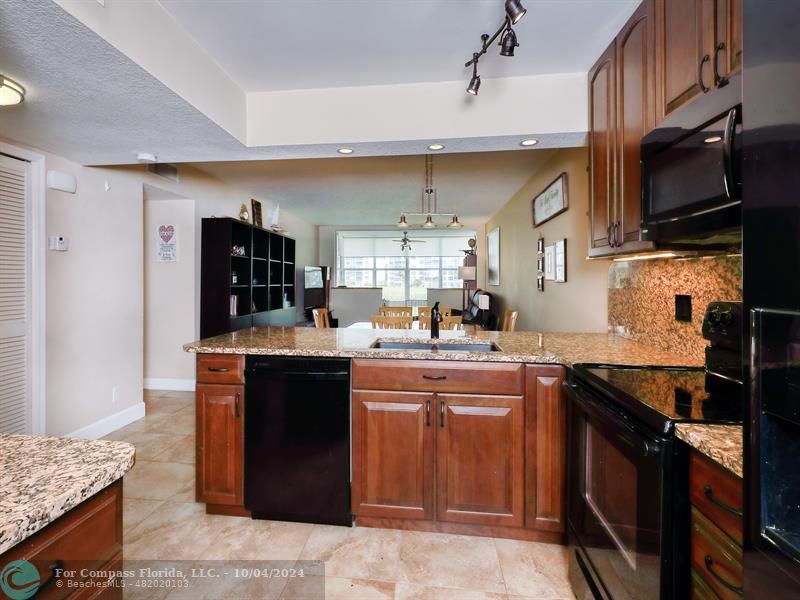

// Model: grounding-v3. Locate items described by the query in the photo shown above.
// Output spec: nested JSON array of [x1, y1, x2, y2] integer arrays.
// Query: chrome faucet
[[431, 301, 443, 339]]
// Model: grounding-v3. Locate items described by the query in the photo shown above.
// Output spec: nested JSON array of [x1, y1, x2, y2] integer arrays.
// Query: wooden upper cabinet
[[715, 0, 742, 81], [616, 0, 656, 249], [588, 40, 617, 255], [196, 383, 244, 506], [436, 394, 525, 528], [352, 390, 434, 521], [525, 366, 567, 533]]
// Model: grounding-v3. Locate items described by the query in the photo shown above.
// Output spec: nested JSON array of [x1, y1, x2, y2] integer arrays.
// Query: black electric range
[[567, 302, 744, 600]]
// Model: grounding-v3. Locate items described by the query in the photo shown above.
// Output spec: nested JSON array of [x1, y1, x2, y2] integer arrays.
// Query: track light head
[[505, 0, 527, 24], [467, 73, 481, 95], [499, 26, 518, 57]]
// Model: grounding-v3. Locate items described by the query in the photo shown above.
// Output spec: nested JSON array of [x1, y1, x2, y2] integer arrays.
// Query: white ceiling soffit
[[190, 150, 558, 226]]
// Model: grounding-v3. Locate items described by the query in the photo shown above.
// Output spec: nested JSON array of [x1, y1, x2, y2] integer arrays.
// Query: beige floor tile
[[166, 412, 195, 436], [398, 531, 506, 593], [117, 432, 185, 460], [198, 517, 314, 561], [160, 390, 195, 401], [124, 502, 223, 560], [152, 435, 195, 464], [494, 539, 571, 598], [123, 498, 164, 535], [104, 420, 148, 441], [280, 576, 394, 600], [395, 583, 507, 600], [298, 525, 404, 583], [163, 560, 291, 600], [124, 460, 195, 501]]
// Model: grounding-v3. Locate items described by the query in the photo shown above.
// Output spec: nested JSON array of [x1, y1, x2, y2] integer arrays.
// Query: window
[[336, 231, 473, 305]]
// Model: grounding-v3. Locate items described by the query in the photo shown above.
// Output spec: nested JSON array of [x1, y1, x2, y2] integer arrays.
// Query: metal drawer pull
[[698, 54, 711, 93], [235, 393, 241, 418], [439, 398, 445, 427], [425, 399, 431, 427], [32, 560, 64, 597], [208, 367, 230, 373], [704, 555, 743, 595], [422, 375, 447, 380], [713, 42, 729, 87], [703, 484, 743, 517]]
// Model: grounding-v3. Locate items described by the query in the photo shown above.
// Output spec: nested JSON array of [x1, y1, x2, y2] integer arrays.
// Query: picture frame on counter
[[251, 198, 263, 227], [532, 172, 568, 227]]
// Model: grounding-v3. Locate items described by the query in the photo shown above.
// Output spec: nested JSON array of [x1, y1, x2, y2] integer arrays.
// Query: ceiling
[[190, 149, 557, 226], [158, 0, 639, 92]]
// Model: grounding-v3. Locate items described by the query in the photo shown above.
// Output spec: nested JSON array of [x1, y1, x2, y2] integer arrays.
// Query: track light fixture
[[463, 1, 526, 95]]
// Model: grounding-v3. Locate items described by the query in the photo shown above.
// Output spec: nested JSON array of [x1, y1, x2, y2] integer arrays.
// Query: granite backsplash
[[608, 255, 742, 362]]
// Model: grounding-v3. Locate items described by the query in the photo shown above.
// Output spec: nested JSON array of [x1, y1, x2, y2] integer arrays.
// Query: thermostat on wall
[[46, 170, 77, 194]]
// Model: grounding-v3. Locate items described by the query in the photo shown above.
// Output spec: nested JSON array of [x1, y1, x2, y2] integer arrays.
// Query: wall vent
[[147, 162, 179, 183]]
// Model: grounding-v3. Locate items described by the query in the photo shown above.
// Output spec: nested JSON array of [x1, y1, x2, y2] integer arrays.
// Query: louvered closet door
[[0, 155, 31, 434]]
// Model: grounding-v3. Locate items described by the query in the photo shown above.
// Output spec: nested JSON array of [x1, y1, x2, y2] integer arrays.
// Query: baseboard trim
[[144, 378, 196, 391], [66, 402, 146, 440]]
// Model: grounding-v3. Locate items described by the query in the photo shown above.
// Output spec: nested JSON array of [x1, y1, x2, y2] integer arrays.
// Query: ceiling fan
[[392, 231, 427, 253]]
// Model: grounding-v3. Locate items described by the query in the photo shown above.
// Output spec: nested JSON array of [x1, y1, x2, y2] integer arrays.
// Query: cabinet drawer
[[0, 481, 122, 600], [692, 568, 722, 600], [690, 450, 743, 544], [691, 507, 743, 600], [197, 354, 244, 384], [352, 359, 524, 395]]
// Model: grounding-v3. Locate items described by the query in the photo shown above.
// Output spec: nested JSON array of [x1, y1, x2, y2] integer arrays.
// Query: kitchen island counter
[[675, 423, 743, 478], [183, 327, 699, 368]]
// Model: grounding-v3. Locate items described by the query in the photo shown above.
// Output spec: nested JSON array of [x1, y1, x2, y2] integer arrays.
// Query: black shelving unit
[[200, 217, 297, 338]]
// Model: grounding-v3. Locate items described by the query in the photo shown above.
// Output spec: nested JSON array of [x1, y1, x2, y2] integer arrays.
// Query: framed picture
[[532, 173, 569, 227], [554, 238, 567, 282], [544, 245, 555, 281], [537, 237, 545, 253], [536, 257, 545, 273], [537, 275, 545, 292], [487, 227, 500, 286], [251, 199, 263, 227]]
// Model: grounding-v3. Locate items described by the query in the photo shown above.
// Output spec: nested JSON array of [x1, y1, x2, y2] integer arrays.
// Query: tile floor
[[104, 390, 574, 599]]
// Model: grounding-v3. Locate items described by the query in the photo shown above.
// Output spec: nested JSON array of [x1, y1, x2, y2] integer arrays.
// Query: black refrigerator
[[742, 1, 800, 596]]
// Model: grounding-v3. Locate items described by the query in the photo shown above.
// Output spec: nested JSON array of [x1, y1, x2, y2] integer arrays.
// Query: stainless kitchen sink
[[369, 340, 501, 352]]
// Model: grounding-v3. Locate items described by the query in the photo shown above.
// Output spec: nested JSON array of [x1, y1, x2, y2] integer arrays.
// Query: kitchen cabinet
[[196, 354, 246, 511], [656, 0, 742, 122], [351, 390, 434, 521], [352, 359, 565, 541], [588, 0, 656, 257]]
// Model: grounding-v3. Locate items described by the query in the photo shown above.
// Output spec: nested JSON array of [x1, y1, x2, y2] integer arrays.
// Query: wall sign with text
[[532, 173, 569, 227]]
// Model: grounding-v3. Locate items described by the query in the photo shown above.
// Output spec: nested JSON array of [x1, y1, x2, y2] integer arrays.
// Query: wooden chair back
[[312, 307, 330, 328], [419, 306, 453, 318], [370, 315, 413, 329], [501, 309, 519, 332], [441, 315, 463, 330], [379, 306, 413, 317], [418, 316, 430, 330]]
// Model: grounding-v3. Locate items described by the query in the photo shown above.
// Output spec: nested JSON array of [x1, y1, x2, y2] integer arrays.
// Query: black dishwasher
[[244, 356, 352, 526]]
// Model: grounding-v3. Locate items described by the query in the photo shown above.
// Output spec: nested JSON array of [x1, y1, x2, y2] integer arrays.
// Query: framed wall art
[[532, 173, 569, 227], [487, 227, 500, 286], [554, 238, 567, 282], [251, 199, 263, 227], [544, 244, 555, 281]]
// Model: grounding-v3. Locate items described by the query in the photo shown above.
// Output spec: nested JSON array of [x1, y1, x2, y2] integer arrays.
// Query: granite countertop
[[0, 434, 135, 555], [184, 327, 699, 368], [675, 423, 743, 478]]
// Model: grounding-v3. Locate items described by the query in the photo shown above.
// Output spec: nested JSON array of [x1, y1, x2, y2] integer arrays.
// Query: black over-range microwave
[[641, 75, 742, 246]]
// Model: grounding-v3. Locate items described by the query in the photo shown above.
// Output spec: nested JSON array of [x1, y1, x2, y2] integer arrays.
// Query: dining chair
[[501, 309, 519, 332], [379, 306, 413, 317], [312, 307, 330, 328], [418, 306, 453, 318], [370, 315, 413, 329], [418, 316, 431, 330], [441, 315, 463, 330]]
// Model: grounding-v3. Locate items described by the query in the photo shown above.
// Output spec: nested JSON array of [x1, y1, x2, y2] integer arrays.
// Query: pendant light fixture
[[463, 0, 526, 95], [0, 75, 25, 106], [396, 155, 463, 229]]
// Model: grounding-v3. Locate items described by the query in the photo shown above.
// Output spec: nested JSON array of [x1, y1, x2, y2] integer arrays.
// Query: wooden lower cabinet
[[196, 383, 244, 507], [437, 394, 525, 528], [351, 390, 434, 520], [351, 360, 566, 540]]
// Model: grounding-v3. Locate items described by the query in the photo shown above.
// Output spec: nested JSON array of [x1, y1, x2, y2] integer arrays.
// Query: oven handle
[[565, 381, 662, 458], [722, 107, 737, 199]]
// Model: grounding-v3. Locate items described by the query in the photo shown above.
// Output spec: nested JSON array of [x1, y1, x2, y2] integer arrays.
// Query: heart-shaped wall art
[[159, 225, 175, 243]]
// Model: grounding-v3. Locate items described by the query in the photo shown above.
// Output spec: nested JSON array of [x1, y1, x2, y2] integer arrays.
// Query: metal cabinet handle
[[439, 397, 445, 428], [234, 392, 240, 418], [699, 54, 711, 93], [32, 560, 63, 597], [713, 42, 729, 87], [208, 367, 230, 373], [425, 399, 431, 427], [614, 221, 622, 247], [422, 375, 447, 381], [703, 484, 743, 517], [704, 555, 743, 595], [607, 224, 612, 247]]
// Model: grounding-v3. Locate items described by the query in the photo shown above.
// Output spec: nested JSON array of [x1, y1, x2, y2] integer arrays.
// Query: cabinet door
[[352, 391, 434, 520], [589, 41, 617, 256], [196, 384, 244, 505], [715, 0, 742, 81], [616, 0, 657, 251], [657, 0, 716, 120], [436, 394, 525, 527], [525, 366, 567, 533]]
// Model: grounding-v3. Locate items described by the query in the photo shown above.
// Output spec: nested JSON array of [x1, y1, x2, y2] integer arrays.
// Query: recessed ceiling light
[[428, 143, 445, 151], [337, 148, 354, 155], [704, 136, 723, 144], [520, 139, 538, 147], [136, 152, 157, 163], [0, 75, 25, 106]]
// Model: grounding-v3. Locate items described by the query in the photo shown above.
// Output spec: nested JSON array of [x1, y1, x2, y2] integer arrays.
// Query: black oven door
[[567, 381, 666, 600]]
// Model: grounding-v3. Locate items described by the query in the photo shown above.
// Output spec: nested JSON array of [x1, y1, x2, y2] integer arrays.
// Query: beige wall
[[144, 195, 196, 383], [484, 147, 609, 332]]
